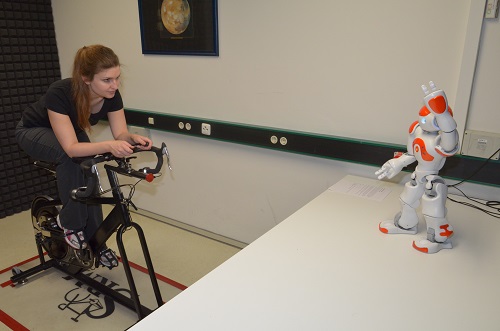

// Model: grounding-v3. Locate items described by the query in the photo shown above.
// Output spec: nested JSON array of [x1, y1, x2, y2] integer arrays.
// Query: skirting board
[[124, 108, 500, 187]]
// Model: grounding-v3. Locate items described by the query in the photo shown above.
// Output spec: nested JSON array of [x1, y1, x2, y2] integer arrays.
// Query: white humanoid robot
[[376, 81, 459, 254]]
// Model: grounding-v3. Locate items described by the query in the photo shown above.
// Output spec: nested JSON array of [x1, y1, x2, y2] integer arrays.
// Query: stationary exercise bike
[[10, 142, 172, 320]]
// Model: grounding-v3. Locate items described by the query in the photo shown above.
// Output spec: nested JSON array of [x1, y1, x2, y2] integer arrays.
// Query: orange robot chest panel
[[412, 137, 434, 162]]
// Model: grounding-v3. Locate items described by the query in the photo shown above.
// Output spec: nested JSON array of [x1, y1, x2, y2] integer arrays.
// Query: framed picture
[[138, 0, 219, 56]]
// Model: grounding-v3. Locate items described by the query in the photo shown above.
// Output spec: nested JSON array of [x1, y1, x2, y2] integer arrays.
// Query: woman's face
[[86, 66, 121, 99]]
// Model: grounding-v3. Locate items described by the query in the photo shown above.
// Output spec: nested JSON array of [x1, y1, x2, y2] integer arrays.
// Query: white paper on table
[[328, 179, 392, 201]]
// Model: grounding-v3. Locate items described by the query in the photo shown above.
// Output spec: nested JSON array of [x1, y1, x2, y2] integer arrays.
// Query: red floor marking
[[0, 254, 188, 327], [0, 280, 13, 288], [0, 253, 47, 275], [0, 309, 29, 331], [124, 259, 188, 291], [1, 254, 188, 290], [1, 253, 49, 288]]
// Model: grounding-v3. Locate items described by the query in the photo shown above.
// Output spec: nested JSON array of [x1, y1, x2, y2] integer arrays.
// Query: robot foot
[[379, 220, 417, 235], [412, 238, 452, 254]]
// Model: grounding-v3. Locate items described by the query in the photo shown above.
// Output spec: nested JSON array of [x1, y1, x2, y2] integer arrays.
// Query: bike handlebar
[[71, 142, 171, 200]]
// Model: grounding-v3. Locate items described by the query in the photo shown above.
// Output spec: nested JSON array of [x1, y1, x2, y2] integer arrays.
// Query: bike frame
[[11, 144, 170, 320]]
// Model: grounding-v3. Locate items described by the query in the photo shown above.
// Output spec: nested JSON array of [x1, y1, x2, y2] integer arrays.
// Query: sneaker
[[99, 248, 119, 269], [56, 215, 87, 250]]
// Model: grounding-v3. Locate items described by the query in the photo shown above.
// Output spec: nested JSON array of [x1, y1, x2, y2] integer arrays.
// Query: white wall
[[91, 123, 389, 242], [468, 16, 500, 132], [52, 0, 500, 243], [52, 0, 479, 144]]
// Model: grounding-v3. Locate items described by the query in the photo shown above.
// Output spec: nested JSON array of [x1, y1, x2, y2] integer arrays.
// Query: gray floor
[[0, 207, 242, 330]]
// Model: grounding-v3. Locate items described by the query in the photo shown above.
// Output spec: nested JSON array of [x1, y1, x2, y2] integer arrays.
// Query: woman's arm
[[108, 109, 152, 149], [48, 109, 148, 158]]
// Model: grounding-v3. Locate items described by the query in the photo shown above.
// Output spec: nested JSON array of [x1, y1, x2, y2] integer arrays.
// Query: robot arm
[[435, 131, 459, 156], [375, 153, 416, 180], [422, 82, 459, 156]]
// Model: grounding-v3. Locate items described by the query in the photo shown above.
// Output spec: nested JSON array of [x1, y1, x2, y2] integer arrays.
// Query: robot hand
[[375, 153, 416, 180], [422, 81, 448, 116], [421, 81, 457, 133], [376, 159, 403, 180]]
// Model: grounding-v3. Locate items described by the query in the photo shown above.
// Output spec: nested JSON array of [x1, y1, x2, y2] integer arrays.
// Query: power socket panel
[[461, 130, 500, 160], [485, 0, 500, 18], [201, 123, 211, 136]]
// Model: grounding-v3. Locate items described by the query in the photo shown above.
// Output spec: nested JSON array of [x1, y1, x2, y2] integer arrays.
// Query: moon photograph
[[161, 0, 191, 35]]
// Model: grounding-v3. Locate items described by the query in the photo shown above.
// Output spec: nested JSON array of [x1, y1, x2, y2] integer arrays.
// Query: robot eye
[[421, 118, 426, 125]]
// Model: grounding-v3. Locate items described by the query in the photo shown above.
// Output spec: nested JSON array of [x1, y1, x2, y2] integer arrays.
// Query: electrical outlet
[[201, 123, 211, 136], [485, 0, 499, 18], [461, 130, 500, 160]]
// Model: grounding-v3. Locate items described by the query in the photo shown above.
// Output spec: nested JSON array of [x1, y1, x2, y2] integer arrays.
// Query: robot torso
[[407, 121, 446, 175]]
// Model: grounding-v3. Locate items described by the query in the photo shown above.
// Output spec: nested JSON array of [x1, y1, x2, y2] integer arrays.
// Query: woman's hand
[[107, 134, 153, 158], [108, 110, 153, 151], [108, 140, 134, 158], [129, 134, 153, 150]]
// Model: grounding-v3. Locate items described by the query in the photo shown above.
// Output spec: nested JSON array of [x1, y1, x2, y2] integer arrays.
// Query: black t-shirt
[[22, 78, 123, 133]]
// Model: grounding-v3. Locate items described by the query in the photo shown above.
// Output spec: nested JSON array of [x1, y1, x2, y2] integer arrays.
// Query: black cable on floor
[[447, 147, 500, 218]]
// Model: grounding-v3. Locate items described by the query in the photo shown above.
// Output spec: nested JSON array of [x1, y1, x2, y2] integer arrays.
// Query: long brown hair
[[71, 45, 120, 131]]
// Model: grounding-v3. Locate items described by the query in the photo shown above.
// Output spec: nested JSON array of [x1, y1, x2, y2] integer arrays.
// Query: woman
[[15, 45, 152, 268]]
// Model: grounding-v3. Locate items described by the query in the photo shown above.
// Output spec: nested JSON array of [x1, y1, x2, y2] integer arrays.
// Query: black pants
[[15, 119, 102, 239]]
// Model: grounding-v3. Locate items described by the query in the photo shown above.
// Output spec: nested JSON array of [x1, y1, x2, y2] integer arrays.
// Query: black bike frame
[[11, 149, 166, 320]]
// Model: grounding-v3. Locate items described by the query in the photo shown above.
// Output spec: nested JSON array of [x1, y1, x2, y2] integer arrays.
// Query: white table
[[130, 175, 500, 330]]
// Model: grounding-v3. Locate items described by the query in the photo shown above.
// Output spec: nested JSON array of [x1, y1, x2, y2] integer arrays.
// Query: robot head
[[418, 105, 453, 132], [419, 106, 439, 132]]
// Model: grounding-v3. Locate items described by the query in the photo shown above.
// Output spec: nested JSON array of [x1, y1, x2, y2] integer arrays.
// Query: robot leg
[[412, 179, 453, 254], [379, 175, 422, 235]]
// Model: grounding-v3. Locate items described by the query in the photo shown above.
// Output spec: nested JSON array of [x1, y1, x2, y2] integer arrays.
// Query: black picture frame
[[138, 0, 219, 56]]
